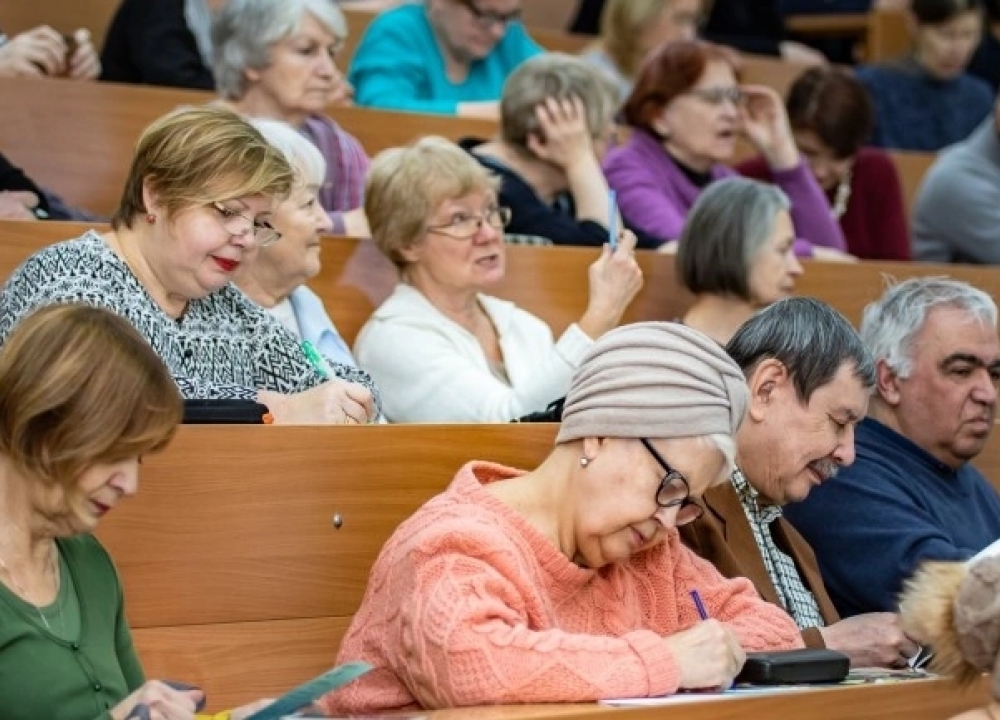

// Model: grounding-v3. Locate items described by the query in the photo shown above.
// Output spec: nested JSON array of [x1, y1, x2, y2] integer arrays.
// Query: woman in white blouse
[[355, 136, 643, 422]]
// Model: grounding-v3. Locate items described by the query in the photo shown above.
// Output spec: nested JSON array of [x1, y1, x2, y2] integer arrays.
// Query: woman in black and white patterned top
[[0, 105, 380, 424]]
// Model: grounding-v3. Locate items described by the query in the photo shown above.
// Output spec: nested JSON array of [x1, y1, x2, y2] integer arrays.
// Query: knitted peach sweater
[[322, 462, 802, 712]]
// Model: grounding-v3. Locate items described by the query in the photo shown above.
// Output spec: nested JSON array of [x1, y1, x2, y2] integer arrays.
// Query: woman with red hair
[[602, 41, 848, 258]]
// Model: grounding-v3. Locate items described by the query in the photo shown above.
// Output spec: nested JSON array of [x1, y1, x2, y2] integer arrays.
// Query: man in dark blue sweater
[[785, 277, 1000, 618]]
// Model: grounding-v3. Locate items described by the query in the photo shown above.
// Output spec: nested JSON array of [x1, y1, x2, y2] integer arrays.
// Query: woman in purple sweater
[[602, 41, 848, 258]]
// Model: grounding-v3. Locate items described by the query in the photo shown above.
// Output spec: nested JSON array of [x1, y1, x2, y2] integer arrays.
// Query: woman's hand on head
[[110, 681, 203, 720], [259, 381, 376, 424], [578, 229, 643, 338], [526, 95, 596, 172], [739, 85, 799, 171], [664, 619, 746, 691]]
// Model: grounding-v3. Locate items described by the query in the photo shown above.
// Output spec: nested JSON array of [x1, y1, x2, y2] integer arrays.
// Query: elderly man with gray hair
[[785, 278, 1000, 618], [681, 297, 919, 667]]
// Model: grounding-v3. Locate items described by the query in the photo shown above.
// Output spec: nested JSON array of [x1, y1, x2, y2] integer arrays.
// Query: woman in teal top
[[348, 0, 542, 116], [0, 305, 265, 720]]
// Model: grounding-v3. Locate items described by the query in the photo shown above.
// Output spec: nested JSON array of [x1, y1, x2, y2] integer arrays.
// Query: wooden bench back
[[0, 76, 496, 216], [888, 149, 936, 220], [5, 220, 1000, 347], [96, 423, 558, 710]]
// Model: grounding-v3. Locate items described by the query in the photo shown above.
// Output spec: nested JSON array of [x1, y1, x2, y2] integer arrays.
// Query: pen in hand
[[301, 340, 331, 380], [690, 589, 709, 621], [607, 189, 619, 252]]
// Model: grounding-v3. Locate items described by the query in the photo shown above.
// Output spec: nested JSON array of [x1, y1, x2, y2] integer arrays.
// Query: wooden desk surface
[[419, 676, 986, 720], [785, 13, 870, 34]]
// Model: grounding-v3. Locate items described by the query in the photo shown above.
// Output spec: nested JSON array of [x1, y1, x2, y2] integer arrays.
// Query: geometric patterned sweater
[[323, 462, 802, 712], [0, 231, 379, 403]]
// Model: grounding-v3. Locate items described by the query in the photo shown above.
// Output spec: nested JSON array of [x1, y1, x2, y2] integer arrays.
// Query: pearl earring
[[580, 456, 590, 468]]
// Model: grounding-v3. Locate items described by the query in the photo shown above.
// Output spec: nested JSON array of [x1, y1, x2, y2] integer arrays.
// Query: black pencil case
[[735, 648, 850, 685]]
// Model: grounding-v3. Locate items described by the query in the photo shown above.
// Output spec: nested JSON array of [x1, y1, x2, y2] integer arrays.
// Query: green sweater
[[0, 534, 144, 720]]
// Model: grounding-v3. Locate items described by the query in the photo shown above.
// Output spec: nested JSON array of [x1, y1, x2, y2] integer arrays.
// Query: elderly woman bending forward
[[0, 106, 379, 425], [354, 136, 643, 422], [323, 323, 803, 712]]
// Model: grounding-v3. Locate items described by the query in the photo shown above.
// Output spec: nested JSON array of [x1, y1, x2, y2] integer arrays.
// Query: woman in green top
[[0, 305, 267, 720]]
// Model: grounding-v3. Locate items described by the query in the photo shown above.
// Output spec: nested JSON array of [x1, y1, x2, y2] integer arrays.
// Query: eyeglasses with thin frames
[[685, 86, 744, 107], [457, 0, 523, 28], [640, 438, 705, 526], [425, 206, 512, 240], [210, 202, 281, 248]]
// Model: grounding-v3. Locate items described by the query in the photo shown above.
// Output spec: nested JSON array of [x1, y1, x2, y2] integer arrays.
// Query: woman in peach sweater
[[321, 323, 803, 713]]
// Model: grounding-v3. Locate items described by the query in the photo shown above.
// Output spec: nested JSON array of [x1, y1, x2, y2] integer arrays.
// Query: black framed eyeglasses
[[640, 438, 705, 526], [456, 0, 523, 28]]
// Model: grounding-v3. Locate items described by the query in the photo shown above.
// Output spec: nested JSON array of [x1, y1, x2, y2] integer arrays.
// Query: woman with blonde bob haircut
[[355, 135, 642, 422], [581, 0, 703, 102], [0, 106, 380, 425]]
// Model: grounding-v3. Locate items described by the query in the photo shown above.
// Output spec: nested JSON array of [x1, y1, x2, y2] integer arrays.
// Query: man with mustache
[[785, 278, 1000, 619], [680, 297, 920, 667]]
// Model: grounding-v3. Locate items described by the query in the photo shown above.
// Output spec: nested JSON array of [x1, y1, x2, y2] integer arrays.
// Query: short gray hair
[[212, 0, 347, 100], [861, 277, 998, 378], [677, 177, 791, 300], [500, 53, 618, 153], [248, 117, 327, 187], [726, 297, 876, 402]]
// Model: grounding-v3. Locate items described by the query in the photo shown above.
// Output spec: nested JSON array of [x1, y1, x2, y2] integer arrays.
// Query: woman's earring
[[580, 456, 590, 468], [145, 213, 156, 224]]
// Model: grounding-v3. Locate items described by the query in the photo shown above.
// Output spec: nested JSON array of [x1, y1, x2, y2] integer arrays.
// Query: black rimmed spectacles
[[640, 438, 705, 526]]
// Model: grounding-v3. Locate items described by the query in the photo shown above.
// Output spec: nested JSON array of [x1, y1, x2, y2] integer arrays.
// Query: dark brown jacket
[[679, 480, 840, 648]]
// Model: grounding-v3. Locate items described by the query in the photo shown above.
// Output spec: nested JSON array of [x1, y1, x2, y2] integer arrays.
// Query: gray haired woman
[[677, 177, 803, 345], [213, 0, 370, 236]]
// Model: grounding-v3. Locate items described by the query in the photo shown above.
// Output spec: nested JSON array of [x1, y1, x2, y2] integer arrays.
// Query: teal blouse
[[0, 534, 144, 720], [348, 3, 542, 115]]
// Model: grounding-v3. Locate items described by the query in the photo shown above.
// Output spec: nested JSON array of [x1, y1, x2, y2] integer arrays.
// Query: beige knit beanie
[[556, 322, 748, 443]]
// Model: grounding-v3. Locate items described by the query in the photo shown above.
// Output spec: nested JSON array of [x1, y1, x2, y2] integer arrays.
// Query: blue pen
[[690, 589, 709, 620], [607, 189, 619, 251]]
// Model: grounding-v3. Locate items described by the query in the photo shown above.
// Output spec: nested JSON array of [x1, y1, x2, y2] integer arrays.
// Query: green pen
[[301, 340, 330, 380]]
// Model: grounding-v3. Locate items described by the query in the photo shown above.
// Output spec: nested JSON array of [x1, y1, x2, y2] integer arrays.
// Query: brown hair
[[112, 105, 295, 229], [365, 136, 500, 271], [786, 67, 874, 159], [0, 305, 182, 491], [622, 40, 739, 134]]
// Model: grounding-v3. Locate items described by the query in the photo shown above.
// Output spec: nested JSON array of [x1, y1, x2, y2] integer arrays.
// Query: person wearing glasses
[[603, 40, 849, 258], [0, 106, 380, 425], [347, 0, 542, 117], [236, 118, 359, 368], [353, 136, 642, 422], [679, 297, 921, 668], [213, 0, 370, 236], [323, 322, 803, 712]]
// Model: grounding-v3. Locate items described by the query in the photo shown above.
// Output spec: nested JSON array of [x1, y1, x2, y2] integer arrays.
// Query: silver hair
[[212, 0, 347, 100], [248, 117, 327, 187], [677, 177, 791, 300], [708, 432, 737, 477], [861, 277, 998, 379]]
